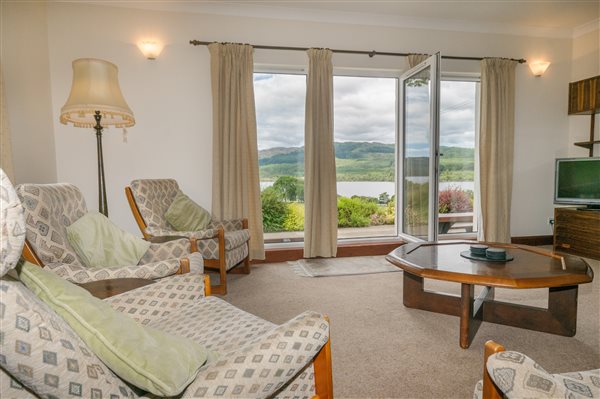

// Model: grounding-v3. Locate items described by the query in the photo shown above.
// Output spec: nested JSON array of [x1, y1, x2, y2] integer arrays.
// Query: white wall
[[6, 2, 579, 237], [1, 1, 57, 184], [568, 27, 600, 157]]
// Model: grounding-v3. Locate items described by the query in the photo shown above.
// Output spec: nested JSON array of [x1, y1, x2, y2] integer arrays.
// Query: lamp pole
[[93, 111, 108, 216]]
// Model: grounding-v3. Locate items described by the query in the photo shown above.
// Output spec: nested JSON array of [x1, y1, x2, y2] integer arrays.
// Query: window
[[255, 73, 306, 243], [255, 70, 480, 244], [438, 78, 479, 235], [333, 75, 397, 239], [255, 72, 398, 243]]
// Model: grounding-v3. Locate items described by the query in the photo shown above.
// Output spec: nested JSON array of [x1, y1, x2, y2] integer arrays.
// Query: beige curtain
[[0, 63, 15, 181], [304, 48, 337, 258], [478, 58, 518, 243], [407, 53, 430, 69], [208, 43, 264, 260]]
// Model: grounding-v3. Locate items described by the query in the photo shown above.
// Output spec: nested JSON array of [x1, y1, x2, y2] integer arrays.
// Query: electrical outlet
[[548, 217, 554, 226]]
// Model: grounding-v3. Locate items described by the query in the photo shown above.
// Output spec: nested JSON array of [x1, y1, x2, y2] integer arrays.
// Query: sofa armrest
[[139, 238, 193, 264], [146, 227, 219, 240], [182, 311, 329, 399], [105, 273, 207, 325], [207, 218, 245, 232], [43, 259, 181, 284], [486, 351, 566, 399]]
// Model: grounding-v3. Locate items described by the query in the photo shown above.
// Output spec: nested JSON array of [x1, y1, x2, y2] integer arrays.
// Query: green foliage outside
[[260, 187, 288, 232], [261, 176, 474, 233], [283, 203, 304, 231]]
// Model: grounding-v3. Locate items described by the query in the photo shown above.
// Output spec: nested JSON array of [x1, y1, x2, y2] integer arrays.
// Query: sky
[[253, 73, 477, 153]]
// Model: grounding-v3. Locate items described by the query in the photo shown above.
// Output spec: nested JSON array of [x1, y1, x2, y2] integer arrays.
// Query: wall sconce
[[529, 61, 551, 77], [138, 41, 162, 60]]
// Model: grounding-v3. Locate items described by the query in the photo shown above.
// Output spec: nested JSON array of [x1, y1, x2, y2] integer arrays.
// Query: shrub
[[337, 196, 379, 228], [261, 187, 288, 232], [283, 202, 304, 231], [438, 186, 473, 214]]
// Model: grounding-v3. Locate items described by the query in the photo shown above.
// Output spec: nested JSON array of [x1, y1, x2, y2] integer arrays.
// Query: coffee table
[[386, 241, 594, 349]]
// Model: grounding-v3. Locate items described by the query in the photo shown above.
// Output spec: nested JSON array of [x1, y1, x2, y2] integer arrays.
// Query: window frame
[[437, 72, 481, 240], [254, 66, 481, 248]]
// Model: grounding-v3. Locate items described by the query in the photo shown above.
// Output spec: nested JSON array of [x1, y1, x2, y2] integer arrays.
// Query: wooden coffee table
[[386, 241, 594, 349]]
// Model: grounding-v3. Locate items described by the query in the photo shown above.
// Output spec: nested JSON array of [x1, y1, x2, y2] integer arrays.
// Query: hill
[[259, 142, 474, 182]]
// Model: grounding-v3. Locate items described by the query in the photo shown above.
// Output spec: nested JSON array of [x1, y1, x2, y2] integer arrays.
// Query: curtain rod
[[189, 40, 527, 64]]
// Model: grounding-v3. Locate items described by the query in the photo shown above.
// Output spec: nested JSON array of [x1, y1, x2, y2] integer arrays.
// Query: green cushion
[[66, 211, 151, 268], [19, 262, 208, 396], [165, 191, 212, 231]]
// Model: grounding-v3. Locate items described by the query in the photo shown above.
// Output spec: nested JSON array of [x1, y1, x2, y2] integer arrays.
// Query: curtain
[[478, 58, 518, 243], [0, 63, 15, 181], [208, 43, 265, 260], [407, 53, 430, 69], [304, 48, 338, 258]]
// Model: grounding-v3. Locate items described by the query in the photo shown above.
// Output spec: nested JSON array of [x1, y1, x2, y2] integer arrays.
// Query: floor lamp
[[59, 58, 135, 216]]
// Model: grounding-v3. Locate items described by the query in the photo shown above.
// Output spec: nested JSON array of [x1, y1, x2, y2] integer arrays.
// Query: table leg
[[483, 285, 578, 336], [459, 285, 494, 348], [403, 272, 461, 316]]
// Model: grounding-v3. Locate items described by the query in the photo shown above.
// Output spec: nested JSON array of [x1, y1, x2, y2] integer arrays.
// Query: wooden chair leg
[[203, 275, 211, 297], [242, 252, 251, 274], [482, 340, 505, 399], [313, 316, 333, 399], [241, 218, 251, 274]]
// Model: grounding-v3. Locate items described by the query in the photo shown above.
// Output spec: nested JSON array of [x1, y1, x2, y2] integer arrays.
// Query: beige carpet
[[289, 256, 401, 277], [223, 251, 600, 399]]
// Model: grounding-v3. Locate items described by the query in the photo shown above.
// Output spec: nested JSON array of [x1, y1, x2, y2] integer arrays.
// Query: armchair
[[474, 340, 599, 399], [126, 178, 251, 294], [1, 168, 334, 399], [16, 182, 203, 284]]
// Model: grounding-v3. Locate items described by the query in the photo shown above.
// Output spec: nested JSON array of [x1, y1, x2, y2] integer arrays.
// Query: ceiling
[[87, 0, 600, 38]]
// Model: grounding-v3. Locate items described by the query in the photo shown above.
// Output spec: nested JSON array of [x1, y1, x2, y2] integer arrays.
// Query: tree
[[273, 176, 303, 202], [378, 192, 390, 204]]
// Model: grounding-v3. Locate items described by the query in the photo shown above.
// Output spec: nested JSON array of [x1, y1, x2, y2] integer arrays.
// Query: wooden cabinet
[[569, 76, 600, 115], [569, 76, 600, 156], [554, 207, 600, 260]]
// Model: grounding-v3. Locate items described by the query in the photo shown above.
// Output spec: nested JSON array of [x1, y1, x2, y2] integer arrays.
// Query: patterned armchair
[[474, 340, 600, 399], [126, 178, 250, 294], [1, 168, 334, 399], [15, 182, 203, 284]]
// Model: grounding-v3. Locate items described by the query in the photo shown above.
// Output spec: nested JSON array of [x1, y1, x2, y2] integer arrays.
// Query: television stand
[[554, 207, 600, 260], [576, 205, 600, 211]]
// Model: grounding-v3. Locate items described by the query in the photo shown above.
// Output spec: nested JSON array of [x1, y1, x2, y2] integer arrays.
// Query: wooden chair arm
[[147, 235, 188, 244], [313, 315, 333, 399], [482, 340, 505, 399], [177, 258, 190, 274]]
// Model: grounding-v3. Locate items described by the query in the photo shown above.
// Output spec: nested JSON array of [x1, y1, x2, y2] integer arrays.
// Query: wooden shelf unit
[[569, 75, 600, 157], [553, 207, 600, 260]]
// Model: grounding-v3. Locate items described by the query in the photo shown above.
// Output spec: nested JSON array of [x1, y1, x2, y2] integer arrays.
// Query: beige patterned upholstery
[[475, 343, 600, 399], [1, 277, 137, 399], [16, 182, 201, 284], [129, 178, 251, 293], [2, 168, 331, 399], [105, 273, 207, 325]]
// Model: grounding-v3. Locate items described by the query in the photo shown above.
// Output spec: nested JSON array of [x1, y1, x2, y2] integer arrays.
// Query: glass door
[[398, 53, 441, 241]]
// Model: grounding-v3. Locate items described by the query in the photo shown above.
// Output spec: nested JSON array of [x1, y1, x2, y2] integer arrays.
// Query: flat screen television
[[554, 157, 600, 209]]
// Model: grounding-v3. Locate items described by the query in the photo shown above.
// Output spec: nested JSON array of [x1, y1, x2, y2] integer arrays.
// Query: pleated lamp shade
[[60, 58, 135, 128]]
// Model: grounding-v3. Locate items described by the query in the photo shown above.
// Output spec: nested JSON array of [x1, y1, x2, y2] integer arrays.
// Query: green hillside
[[259, 142, 474, 182]]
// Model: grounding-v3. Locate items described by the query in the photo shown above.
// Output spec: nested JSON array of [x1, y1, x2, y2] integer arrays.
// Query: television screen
[[554, 157, 600, 206]]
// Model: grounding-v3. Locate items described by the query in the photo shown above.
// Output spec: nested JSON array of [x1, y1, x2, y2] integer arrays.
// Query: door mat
[[288, 256, 401, 277]]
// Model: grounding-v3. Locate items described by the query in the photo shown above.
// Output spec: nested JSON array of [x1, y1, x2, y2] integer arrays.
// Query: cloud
[[253, 74, 478, 153]]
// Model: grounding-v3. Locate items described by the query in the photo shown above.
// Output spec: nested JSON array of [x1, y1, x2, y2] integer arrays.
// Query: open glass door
[[398, 53, 441, 241]]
